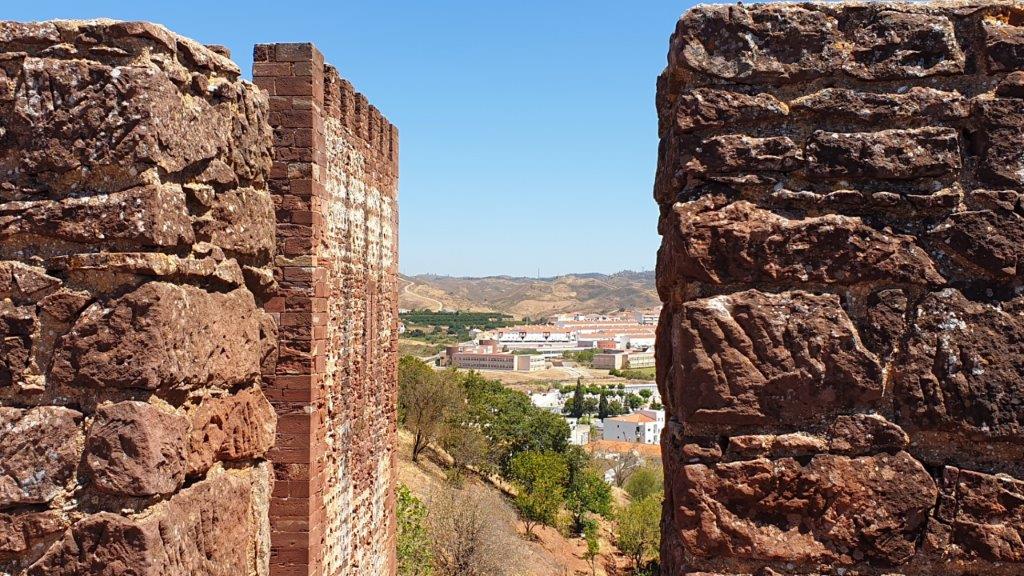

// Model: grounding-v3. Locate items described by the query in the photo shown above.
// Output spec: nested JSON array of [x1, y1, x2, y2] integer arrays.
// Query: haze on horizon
[[5, 0, 692, 277]]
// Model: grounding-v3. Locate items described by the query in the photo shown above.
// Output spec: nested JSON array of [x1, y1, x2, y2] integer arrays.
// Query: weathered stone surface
[[975, 98, 1024, 188], [806, 127, 961, 180], [927, 467, 1024, 565], [193, 187, 276, 260], [657, 3, 1024, 575], [0, 406, 83, 508], [826, 414, 909, 456], [0, 301, 35, 389], [0, 510, 66, 559], [790, 87, 968, 123], [0, 184, 194, 257], [672, 88, 788, 133], [928, 193, 1024, 278], [984, 17, 1024, 72], [859, 288, 909, 359], [51, 252, 246, 290], [84, 401, 188, 497], [997, 71, 1024, 98], [725, 433, 827, 461], [0, 21, 271, 197], [669, 290, 882, 431], [692, 135, 803, 174], [845, 11, 964, 80], [29, 466, 271, 576], [0, 262, 61, 304], [51, 282, 261, 393], [660, 198, 943, 289], [894, 289, 1024, 444], [669, 5, 842, 83], [186, 387, 276, 476], [670, 452, 937, 567], [0, 19, 280, 576]]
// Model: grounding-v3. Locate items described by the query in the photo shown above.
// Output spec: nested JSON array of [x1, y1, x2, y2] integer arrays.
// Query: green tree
[[607, 399, 625, 417], [626, 393, 643, 411], [583, 519, 600, 576], [399, 357, 462, 462], [397, 485, 433, 576], [598, 393, 610, 419], [581, 396, 599, 415], [570, 379, 585, 418], [563, 447, 612, 534], [566, 470, 612, 534], [617, 495, 662, 571], [509, 451, 568, 537], [624, 464, 663, 502], [458, 371, 569, 474], [441, 419, 489, 482], [638, 389, 653, 400]]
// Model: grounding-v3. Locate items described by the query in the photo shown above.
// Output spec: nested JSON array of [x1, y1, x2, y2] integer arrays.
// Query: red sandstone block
[[277, 414, 312, 434], [279, 194, 311, 212], [274, 43, 317, 62], [276, 76, 314, 97], [253, 44, 273, 62], [270, 498, 310, 517], [271, 544, 311, 564], [269, 109, 313, 129], [276, 220, 311, 236], [281, 238, 314, 256], [289, 210, 314, 225], [292, 60, 315, 76], [289, 179, 317, 197], [267, 562, 308, 576], [265, 387, 313, 404], [275, 147, 314, 163], [270, 159, 290, 178], [292, 128, 315, 148], [264, 296, 285, 313], [254, 61, 294, 78], [281, 267, 315, 283], [286, 161, 314, 179], [253, 76, 275, 95]]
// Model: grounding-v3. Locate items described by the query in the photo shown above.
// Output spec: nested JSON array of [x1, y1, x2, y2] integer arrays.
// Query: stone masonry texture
[[253, 44, 399, 576], [0, 19, 277, 576], [655, 2, 1024, 575], [0, 19, 398, 576]]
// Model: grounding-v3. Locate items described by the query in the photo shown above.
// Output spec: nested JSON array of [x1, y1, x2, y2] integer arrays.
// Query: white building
[[531, 390, 563, 413], [593, 350, 655, 370], [495, 325, 578, 353], [602, 409, 665, 444], [569, 424, 591, 446], [634, 309, 661, 325], [451, 351, 546, 372]]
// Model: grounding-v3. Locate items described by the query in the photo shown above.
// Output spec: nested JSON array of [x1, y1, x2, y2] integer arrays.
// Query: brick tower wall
[[0, 20, 278, 576], [254, 43, 399, 576], [655, 2, 1024, 575]]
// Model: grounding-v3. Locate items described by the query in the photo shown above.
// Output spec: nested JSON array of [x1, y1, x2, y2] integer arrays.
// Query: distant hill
[[399, 270, 658, 319]]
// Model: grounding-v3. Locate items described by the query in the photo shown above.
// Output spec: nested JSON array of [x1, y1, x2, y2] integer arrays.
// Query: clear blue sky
[[7, 1, 693, 277]]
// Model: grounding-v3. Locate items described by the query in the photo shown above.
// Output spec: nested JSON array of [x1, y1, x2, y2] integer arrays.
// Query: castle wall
[[654, 3, 1024, 575], [254, 43, 399, 576], [0, 20, 278, 576]]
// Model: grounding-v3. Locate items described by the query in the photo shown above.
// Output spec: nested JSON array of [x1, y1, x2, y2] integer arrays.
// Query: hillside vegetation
[[399, 271, 657, 318]]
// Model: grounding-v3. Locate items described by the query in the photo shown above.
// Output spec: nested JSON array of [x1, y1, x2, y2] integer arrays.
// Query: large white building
[[450, 349, 546, 372], [495, 325, 578, 353], [593, 350, 655, 370], [602, 409, 665, 444]]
